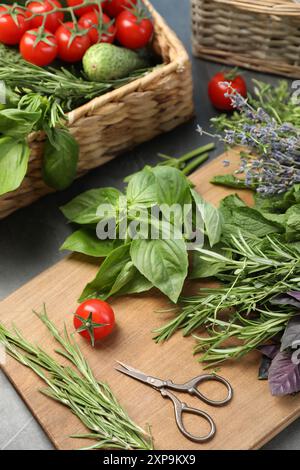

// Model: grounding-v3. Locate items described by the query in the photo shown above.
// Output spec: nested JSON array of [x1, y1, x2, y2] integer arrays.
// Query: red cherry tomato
[[27, 0, 64, 34], [66, 0, 99, 17], [103, 0, 137, 18], [0, 6, 29, 45], [78, 11, 115, 44], [74, 299, 115, 346], [116, 10, 153, 49], [20, 28, 58, 66], [208, 71, 247, 111], [55, 22, 91, 62]]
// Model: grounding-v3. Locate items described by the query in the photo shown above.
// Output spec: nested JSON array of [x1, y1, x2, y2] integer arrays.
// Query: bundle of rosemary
[[0, 306, 152, 450]]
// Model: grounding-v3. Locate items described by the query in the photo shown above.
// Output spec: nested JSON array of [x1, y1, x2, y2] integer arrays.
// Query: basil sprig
[[61, 165, 223, 303]]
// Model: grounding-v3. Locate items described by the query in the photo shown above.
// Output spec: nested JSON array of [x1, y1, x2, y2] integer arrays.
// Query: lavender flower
[[202, 85, 300, 195]]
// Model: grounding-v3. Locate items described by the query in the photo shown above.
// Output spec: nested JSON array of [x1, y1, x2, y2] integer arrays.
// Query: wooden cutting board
[[1, 149, 300, 450]]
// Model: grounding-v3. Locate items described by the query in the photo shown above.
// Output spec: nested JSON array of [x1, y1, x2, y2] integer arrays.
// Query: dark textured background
[[0, 0, 299, 450]]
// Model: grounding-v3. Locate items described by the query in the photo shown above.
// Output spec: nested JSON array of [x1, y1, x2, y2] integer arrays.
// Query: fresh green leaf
[[152, 166, 191, 205], [220, 195, 284, 237], [130, 238, 188, 303], [191, 189, 223, 247], [60, 229, 118, 257], [0, 137, 30, 196], [108, 261, 152, 297], [254, 188, 296, 213], [61, 187, 122, 225], [210, 174, 249, 189], [126, 167, 157, 206], [79, 244, 131, 301], [42, 128, 79, 190], [0, 108, 41, 139], [286, 204, 300, 232], [190, 243, 231, 279]]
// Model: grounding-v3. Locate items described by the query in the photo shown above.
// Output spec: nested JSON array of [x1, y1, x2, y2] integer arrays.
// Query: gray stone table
[[0, 0, 299, 450]]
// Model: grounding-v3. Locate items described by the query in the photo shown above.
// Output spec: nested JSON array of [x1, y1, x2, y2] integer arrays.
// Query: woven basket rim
[[208, 0, 300, 15]]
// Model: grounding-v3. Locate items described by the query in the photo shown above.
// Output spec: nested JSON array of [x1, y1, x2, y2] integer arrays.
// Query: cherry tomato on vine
[[0, 6, 29, 45], [208, 71, 247, 111], [78, 11, 115, 44], [66, 0, 99, 17], [116, 10, 153, 49], [74, 299, 116, 346], [27, 0, 64, 34], [20, 28, 58, 66], [103, 0, 137, 18], [55, 22, 91, 62]]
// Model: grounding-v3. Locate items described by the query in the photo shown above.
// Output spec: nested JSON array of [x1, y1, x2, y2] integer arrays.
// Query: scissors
[[115, 361, 233, 443]]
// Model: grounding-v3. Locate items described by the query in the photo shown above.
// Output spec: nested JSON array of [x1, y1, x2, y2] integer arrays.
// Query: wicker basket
[[0, 0, 194, 219], [191, 0, 300, 78]]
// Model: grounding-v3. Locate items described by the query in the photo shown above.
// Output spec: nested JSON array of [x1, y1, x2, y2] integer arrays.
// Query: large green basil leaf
[[191, 189, 223, 247], [61, 187, 122, 224], [0, 137, 30, 196], [79, 243, 131, 301], [130, 238, 188, 303], [60, 228, 118, 257], [190, 243, 232, 279], [126, 167, 157, 206], [0, 109, 41, 139], [108, 261, 152, 297], [42, 128, 79, 190], [152, 166, 191, 206]]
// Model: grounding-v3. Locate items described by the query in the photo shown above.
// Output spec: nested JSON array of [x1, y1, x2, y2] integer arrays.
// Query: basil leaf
[[191, 189, 223, 247], [108, 261, 152, 297], [280, 316, 300, 352], [152, 166, 191, 205], [61, 187, 122, 224], [79, 243, 131, 301], [190, 243, 231, 279], [130, 238, 188, 303], [268, 351, 300, 396], [0, 109, 41, 139], [126, 167, 157, 206], [60, 229, 118, 257], [0, 137, 30, 196], [42, 128, 79, 190]]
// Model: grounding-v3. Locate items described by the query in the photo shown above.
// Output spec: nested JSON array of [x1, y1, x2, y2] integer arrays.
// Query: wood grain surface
[[1, 149, 299, 450]]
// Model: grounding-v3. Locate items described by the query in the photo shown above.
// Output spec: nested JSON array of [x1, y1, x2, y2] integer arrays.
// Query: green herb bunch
[[0, 306, 153, 450], [206, 79, 300, 196], [60, 148, 219, 304], [154, 188, 300, 366]]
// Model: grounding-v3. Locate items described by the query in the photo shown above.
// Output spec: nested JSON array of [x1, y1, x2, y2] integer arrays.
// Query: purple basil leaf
[[258, 355, 272, 380], [268, 351, 300, 396], [271, 292, 300, 309], [281, 315, 300, 352], [258, 344, 279, 359], [287, 292, 300, 302]]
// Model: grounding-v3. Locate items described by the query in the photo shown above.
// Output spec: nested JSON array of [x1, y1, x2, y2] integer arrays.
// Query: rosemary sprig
[[0, 306, 153, 450], [153, 233, 300, 365], [0, 44, 152, 111]]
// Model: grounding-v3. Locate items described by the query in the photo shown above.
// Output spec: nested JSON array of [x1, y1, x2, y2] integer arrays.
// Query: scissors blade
[[115, 360, 152, 385]]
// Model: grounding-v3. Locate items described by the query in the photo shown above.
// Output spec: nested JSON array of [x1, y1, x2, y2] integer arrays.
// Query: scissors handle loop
[[161, 389, 216, 443], [165, 374, 233, 406]]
